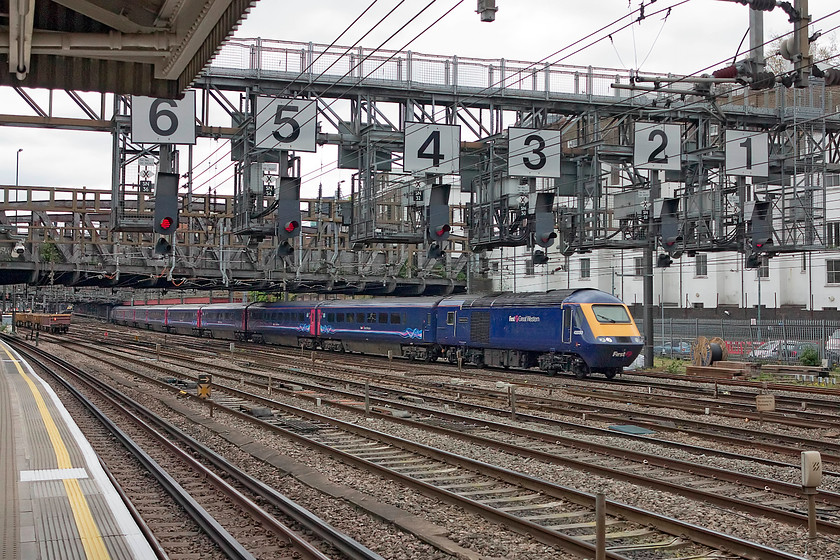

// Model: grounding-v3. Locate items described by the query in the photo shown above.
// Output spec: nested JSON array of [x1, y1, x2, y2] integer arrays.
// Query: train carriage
[[199, 304, 248, 340], [315, 298, 441, 360], [143, 306, 168, 331], [112, 288, 642, 379], [14, 312, 72, 333], [246, 302, 315, 347], [166, 305, 205, 336]]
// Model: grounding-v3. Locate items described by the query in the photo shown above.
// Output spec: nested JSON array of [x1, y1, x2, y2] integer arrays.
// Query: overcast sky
[[1, 0, 837, 195]]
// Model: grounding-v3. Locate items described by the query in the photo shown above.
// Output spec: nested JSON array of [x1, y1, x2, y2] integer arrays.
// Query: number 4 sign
[[633, 122, 681, 171], [403, 122, 460, 174], [131, 91, 196, 145], [725, 130, 768, 177]]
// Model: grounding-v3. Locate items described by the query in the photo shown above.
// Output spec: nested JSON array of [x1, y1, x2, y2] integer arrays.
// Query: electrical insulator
[[737, 0, 775, 11], [824, 68, 840, 87], [712, 65, 738, 79]]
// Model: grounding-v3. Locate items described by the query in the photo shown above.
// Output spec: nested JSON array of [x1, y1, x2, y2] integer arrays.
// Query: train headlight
[[596, 336, 614, 343], [631, 336, 644, 343]]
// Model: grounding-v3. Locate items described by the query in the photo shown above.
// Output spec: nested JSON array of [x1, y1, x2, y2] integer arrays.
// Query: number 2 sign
[[131, 91, 196, 145], [403, 122, 460, 174], [633, 122, 681, 171]]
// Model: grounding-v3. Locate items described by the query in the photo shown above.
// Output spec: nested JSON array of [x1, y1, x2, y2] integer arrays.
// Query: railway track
[[5, 336, 386, 560], [52, 331, 840, 472], [38, 335, 827, 559]]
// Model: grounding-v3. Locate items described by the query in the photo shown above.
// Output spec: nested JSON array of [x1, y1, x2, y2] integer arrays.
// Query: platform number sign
[[403, 122, 460, 174], [255, 97, 318, 153], [633, 122, 682, 171], [131, 91, 196, 145], [508, 127, 562, 178], [725, 130, 768, 177]]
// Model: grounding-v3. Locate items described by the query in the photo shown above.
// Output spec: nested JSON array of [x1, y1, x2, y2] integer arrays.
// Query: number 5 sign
[[255, 97, 318, 153], [131, 91, 196, 144], [403, 122, 460, 174], [633, 122, 681, 171], [725, 130, 768, 177]]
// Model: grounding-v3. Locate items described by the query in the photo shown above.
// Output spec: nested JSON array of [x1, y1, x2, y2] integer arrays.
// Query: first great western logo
[[509, 315, 540, 323]]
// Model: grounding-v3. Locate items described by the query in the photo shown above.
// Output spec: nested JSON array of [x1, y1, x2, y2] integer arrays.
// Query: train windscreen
[[591, 304, 631, 324]]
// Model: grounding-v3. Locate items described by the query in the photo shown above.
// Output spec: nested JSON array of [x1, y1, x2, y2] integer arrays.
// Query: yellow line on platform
[[2, 344, 111, 560]]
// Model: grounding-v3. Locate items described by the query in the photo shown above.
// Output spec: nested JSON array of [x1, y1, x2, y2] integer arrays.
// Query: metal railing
[[652, 318, 840, 364]]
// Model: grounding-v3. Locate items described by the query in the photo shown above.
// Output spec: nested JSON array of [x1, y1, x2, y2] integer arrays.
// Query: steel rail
[[56, 337, 809, 560], [7, 339, 340, 560]]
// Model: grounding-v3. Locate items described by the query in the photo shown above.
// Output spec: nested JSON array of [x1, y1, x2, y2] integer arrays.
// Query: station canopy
[[2, 0, 256, 98]]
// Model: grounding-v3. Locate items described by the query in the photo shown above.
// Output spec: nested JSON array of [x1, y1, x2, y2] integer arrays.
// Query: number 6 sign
[[131, 91, 196, 144], [633, 122, 681, 171], [255, 97, 318, 153]]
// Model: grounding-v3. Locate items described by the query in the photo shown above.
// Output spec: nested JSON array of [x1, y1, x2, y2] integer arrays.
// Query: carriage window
[[390, 313, 401, 324], [299, 313, 305, 321], [367, 312, 377, 323], [447, 311, 455, 325], [591, 304, 631, 324], [378, 313, 388, 324], [358, 313, 366, 323], [574, 308, 585, 329], [337, 313, 345, 322], [326, 313, 334, 322], [347, 314, 355, 323], [563, 307, 572, 331]]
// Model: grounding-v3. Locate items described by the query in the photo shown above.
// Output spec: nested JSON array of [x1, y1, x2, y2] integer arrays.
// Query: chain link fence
[[652, 319, 840, 365]]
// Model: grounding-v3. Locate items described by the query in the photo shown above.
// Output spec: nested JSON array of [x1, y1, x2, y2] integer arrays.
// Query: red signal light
[[435, 224, 451, 237], [284, 220, 300, 233], [159, 217, 173, 231]]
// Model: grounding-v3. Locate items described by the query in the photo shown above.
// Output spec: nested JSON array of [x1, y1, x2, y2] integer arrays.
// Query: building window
[[801, 253, 807, 273], [580, 258, 590, 279], [695, 253, 707, 277], [525, 258, 535, 276], [828, 259, 840, 284], [828, 222, 840, 247], [634, 257, 643, 277], [758, 256, 769, 279]]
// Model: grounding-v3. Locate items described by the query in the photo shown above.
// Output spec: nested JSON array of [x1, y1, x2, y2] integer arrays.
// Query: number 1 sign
[[725, 130, 769, 177], [633, 122, 682, 171], [403, 122, 460, 174]]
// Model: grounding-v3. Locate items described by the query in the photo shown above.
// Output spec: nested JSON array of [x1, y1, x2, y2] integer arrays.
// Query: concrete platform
[[0, 340, 159, 559]]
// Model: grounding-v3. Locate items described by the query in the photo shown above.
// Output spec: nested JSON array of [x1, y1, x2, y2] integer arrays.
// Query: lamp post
[[15, 148, 22, 186], [14, 148, 22, 227]]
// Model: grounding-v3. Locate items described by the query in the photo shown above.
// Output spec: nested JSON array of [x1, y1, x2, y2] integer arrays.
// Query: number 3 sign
[[131, 91, 196, 145], [403, 122, 460, 174], [633, 122, 681, 171]]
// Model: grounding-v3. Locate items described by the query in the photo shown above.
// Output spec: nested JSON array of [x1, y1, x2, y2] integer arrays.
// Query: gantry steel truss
[[2, 37, 839, 294]]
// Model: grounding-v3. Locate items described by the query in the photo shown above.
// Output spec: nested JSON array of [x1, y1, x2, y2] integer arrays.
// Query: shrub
[[799, 347, 821, 367]]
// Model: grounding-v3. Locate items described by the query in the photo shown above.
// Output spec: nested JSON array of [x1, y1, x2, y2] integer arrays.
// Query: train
[[14, 312, 72, 333], [112, 288, 643, 379]]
